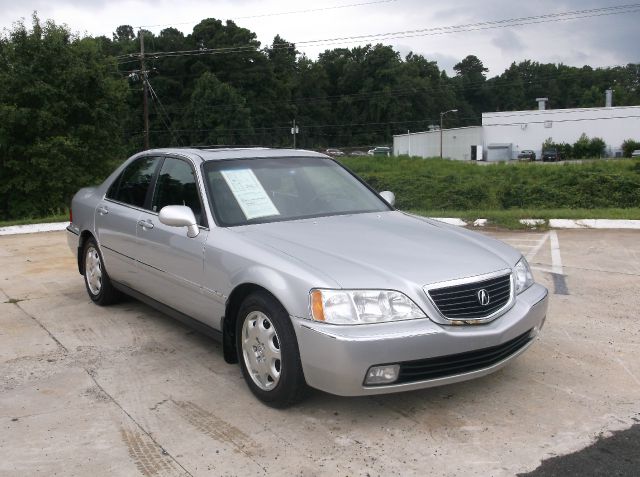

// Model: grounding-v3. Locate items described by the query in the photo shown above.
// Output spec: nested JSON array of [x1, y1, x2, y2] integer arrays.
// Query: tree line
[[1, 14, 639, 219]]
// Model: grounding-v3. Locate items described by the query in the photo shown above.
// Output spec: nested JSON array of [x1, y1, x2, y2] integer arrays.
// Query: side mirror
[[380, 191, 395, 207], [159, 205, 199, 238]]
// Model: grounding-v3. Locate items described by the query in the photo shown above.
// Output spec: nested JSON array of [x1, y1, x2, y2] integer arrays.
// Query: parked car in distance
[[350, 150, 367, 156], [324, 148, 344, 157], [368, 146, 391, 157], [542, 148, 561, 162], [517, 150, 536, 161], [542, 149, 562, 162], [67, 147, 548, 407], [632, 149, 640, 158]]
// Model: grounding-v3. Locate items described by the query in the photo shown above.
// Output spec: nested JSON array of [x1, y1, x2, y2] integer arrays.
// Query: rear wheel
[[236, 291, 307, 407], [83, 238, 121, 306]]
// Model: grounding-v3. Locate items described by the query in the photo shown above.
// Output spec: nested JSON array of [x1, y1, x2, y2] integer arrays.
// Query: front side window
[[152, 157, 204, 226], [203, 157, 390, 226], [108, 156, 161, 208]]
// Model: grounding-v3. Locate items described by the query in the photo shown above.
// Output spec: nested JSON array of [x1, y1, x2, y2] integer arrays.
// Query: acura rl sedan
[[67, 148, 548, 407]]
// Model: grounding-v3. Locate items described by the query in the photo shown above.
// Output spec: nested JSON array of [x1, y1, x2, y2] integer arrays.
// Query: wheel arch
[[77, 230, 96, 275], [223, 283, 288, 364]]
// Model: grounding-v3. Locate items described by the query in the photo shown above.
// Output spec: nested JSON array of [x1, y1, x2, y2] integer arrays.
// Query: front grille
[[428, 273, 512, 320], [395, 329, 533, 384]]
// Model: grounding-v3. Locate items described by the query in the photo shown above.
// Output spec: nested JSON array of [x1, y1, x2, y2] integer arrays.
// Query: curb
[[429, 217, 640, 229], [0, 222, 69, 236]]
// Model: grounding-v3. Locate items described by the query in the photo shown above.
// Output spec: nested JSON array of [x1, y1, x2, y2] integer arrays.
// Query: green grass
[[0, 213, 69, 228], [340, 156, 640, 212], [408, 208, 640, 229], [338, 155, 640, 229]]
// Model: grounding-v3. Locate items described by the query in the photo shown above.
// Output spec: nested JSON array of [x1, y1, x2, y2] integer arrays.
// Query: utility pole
[[439, 109, 458, 159], [291, 119, 299, 149], [140, 29, 149, 150]]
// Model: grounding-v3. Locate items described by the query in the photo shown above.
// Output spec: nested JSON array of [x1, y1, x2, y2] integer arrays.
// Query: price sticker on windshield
[[220, 169, 280, 220]]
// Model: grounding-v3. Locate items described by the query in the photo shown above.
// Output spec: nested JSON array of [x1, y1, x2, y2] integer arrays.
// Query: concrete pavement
[[1, 229, 639, 476]]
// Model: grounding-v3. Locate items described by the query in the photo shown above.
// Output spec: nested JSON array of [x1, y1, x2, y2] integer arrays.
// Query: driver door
[[133, 156, 213, 326]]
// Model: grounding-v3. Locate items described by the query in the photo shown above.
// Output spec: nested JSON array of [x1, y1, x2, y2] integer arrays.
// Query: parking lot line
[[525, 232, 550, 262], [549, 231, 569, 295], [549, 231, 563, 275]]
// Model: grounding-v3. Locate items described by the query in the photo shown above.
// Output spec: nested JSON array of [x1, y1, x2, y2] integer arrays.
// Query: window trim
[[148, 155, 209, 229], [104, 155, 163, 210]]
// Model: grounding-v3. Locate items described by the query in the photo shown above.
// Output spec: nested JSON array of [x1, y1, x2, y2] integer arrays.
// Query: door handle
[[137, 219, 154, 230], [97, 205, 109, 215]]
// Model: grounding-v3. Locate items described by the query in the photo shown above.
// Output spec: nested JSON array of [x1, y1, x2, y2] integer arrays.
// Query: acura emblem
[[477, 289, 490, 306]]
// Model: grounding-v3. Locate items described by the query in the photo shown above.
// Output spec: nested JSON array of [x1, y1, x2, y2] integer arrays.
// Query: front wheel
[[236, 291, 307, 407], [83, 238, 121, 306]]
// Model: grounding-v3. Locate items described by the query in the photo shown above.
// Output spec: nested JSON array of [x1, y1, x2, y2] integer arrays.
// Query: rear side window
[[107, 157, 161, 208], [151, 157, 205, 226]]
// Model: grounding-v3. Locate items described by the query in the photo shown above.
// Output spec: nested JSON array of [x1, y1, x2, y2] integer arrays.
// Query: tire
[[236, 291, 307, 408], [83, 237, 121, 306]]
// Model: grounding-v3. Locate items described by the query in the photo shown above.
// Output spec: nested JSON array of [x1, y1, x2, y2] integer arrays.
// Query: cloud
[[0, 0, 637, 75], [491, 29, 524, 54]]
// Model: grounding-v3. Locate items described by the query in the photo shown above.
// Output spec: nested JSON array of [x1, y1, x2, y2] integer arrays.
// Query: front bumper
[[291, 283, 548, 396]]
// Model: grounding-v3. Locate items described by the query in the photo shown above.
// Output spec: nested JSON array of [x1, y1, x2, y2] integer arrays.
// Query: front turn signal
[[310, 289, 326, 322]]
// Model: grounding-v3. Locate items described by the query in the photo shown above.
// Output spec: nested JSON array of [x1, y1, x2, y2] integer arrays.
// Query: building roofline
[[482, 104, 640, 117], [393, 125, 482, 137]]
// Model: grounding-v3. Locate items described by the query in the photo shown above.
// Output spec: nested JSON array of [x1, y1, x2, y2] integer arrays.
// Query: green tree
[[622, 139, 640, 157], [0, 15, 128, 219], [184, 72, 252, 145]]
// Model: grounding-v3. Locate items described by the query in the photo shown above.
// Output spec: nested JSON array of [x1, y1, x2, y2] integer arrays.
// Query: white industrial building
[[393, 94, 640, 161], [483, 104, 640, 159], [393, 126, 483, 161]]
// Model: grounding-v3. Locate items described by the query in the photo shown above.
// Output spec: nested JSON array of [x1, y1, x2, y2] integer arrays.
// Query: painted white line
[[0, 222, 69, 236], [614, 356, 640, 388], [549, 219, 640, 229], [549, 230, 563, 275], [506, 238, 548, 242], [531, 264, 553, 273], [526, 232, 550, 262]]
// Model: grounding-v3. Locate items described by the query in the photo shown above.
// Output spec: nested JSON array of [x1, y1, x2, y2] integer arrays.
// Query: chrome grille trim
[[423, 269, 514, 324]]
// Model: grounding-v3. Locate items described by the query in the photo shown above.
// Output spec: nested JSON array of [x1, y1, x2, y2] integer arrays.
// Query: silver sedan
[[67, 148, 548, 407]]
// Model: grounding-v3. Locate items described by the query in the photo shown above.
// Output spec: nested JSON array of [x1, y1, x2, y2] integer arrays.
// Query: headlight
[[310, 289, 426, 324], [514, 257, 534, 294]]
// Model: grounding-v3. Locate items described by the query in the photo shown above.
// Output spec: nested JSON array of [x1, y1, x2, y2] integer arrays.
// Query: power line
[[117, 4, 640, 62], [121, 66, 632, 116], [483, 114, 640, 127], [129, 113, 639, 139], [146, 78, 182, 146]]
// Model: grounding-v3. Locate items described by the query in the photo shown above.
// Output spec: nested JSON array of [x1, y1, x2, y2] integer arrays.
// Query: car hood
[[234, 211, 521, 289]]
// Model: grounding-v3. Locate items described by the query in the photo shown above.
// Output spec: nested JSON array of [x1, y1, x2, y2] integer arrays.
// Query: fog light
[[364, 364, 400, 385]]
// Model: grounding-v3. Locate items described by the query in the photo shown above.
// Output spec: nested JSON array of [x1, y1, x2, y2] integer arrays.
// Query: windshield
[[203, 157, 391, 226]]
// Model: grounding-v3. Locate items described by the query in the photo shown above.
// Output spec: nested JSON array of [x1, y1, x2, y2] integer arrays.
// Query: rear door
[[133, 156, 213, 325], [95, 156, 161, 286]]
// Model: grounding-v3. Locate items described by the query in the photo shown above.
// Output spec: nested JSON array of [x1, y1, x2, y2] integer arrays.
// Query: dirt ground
[[1, 229, 639, 476]]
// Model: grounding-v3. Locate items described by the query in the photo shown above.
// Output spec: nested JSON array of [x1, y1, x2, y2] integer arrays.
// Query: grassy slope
[[2, 158, 639, 230], [339, 156, 640, 228]]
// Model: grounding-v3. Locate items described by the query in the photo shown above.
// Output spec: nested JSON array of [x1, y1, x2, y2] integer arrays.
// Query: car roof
[[143, 147, 329, 163]]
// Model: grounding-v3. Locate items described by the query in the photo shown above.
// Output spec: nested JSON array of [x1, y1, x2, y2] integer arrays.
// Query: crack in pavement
[[89, 372, 194, 477], [0, 286, 193, 477]]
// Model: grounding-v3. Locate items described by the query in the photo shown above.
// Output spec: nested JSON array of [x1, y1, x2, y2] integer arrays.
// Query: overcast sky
[[1, 0, 638, 75]]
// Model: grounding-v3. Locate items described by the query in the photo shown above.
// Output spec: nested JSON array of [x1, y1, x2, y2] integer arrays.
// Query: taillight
[[69, 208, 73, 223]]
